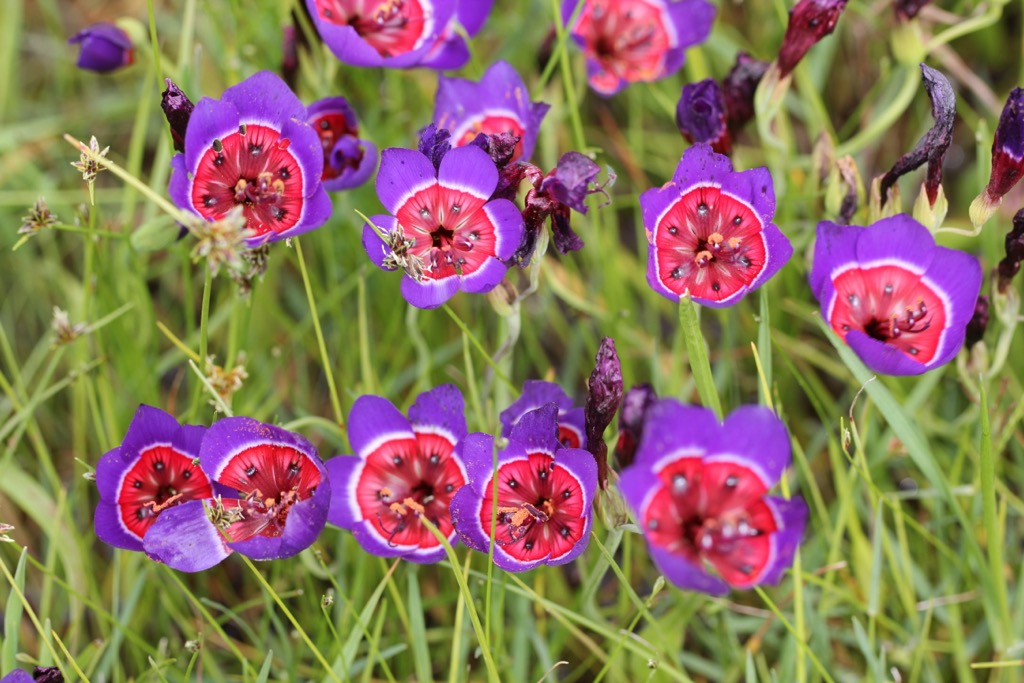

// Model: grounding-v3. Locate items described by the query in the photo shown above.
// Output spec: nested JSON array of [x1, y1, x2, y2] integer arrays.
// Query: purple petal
[[119, 405, 192, 463], [278, 116, 327, 198], [617, 459, 659, 518], [845, 330, 931, 375], [449, 485, 496, 553], [500, 381, 576, 437], [228, 482, 331, 560], [457, 0, 494, 34], [268, 182, 333, 245], [508, 404, 563, 456], [921, 247, 983, 366], [482, 198, 525, 261], [664, 0, 716, 52], [672, 143, 735, 192], [632, 400, 718, 467], [325, 455, 362, 530], [376, 148, 438, 216], [95, 446, 125, 501], [757, 496, 809, 585], [751, 223, 794, 292], [458, 256, 507, 294], [419, 33, 470, 70], [324, 136, 378, 191], [0, 669, 35, 683], [94, 500, 143, 551], [221, 71, 307, 131], [352, 519, 418, 558], [455, 432, 502, 490], [182, 96, 241, 175], [649, 546, 730, 595], [199, 417, 318, 484], [407, 384, 468, 442], [401, 273, 461, 309], [706, 406, 790, 488], [347, 395, 415, 460], [553, 447, 598, 512], [68, 22, 133, 73], [168, 154, 198, 219], [307, 96, 359, 127], [438, 145, 498, 200], [718, 166, 776, 226], [809, 220, 862, 302], [362, 215, 399, 270], [853, 215, 936, 273], [143, 500, 233, 572]]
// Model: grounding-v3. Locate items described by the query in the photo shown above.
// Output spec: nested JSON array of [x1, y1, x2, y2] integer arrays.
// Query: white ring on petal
[[446, 107, 523, 143], [357, 429, 417, 461]]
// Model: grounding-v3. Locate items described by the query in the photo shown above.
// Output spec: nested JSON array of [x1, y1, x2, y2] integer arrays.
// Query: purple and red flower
[[68, 22, 134, 73], [168, 71, 332, 245], [143, 417, 330, 572], [420, 0, 495, 69], [619, 401, 807, 595], [972, 88, 1024, 226], [434, 60, 550, 163], [1, 668, 62, 683], [325, 385, 468, 563], [564, 0, 715, 96], [94, 405, 212, 555], [500, 380, 587, 450], [810, 215, 983, 376], [450, 404, 597, 572], [362, 144, 525, 309], [640, 143, 792, 307], [307, 96, 377, 191]]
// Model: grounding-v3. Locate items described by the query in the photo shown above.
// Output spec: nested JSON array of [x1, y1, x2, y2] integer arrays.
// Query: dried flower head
[[0, 523, 14, 543], [188, 206, 256, 276], [71, 136, 109, 185], [51, 307, 87, 346], [204, 354, 249, 405], [19, 198, 58, 236]]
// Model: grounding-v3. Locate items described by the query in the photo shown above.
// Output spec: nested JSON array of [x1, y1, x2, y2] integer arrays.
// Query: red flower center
[[478, 454, 587, 563], [574, 0, 671, 91], [315, 0, 429, 58], [828, 262, 948, 363], [117, 445, 213, 539], [310, 110, 362, 181], [652, 184, 767, 302], [453, 114, 527, 162], [641, 457, 778, 587], [191, 124, 306, 238], [355, 430, 466, 550], [558, 424, 582, 449]]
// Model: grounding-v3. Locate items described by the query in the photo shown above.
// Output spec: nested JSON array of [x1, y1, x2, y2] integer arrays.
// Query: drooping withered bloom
[[325, 385, 468, 563], [68, 22, 134, 73], [161, 79, 194, 154], [971, 88, 1024, 228], [1, 668, 64, 683], [94, 405, 212, 556], [722, 52, 769, 135], [434, 60, 551, 163], [450, 404, 597, 572], [619, 401, 808, 594], [640, 143, 792, 306], [307, 97, 377, 191], [168, 71, 332, 246], [584, 336, 622, 490], [501, 380, 587, 450], [676, 79, 731, 155], [810, 214, 982, 375], [563, 0, 715, 96], [362, 133, 525, 309], [997, 209, 1024, 292], [776, 0, 848, 79], [143, 418, 330, 572]]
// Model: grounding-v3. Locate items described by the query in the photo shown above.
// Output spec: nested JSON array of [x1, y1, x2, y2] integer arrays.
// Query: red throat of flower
[[355, 430, 466, 549], [310, 110, 361, 180], [117, 446, 213, 539], [191, 124, 306, 238], [558, 425, 583, 449], [455, 115, 526, 162], [575, 0, 671, 91], [653, 184, 768, 302], [828, 263, 947, 363], [215, 443, 322, 542], [479, 454, 587, 563], [642, 457, 778, 587], [315, 0, 428, 58]]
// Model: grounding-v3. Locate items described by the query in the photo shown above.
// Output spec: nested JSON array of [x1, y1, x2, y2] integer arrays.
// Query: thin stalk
[[295, 238, 345, 429]]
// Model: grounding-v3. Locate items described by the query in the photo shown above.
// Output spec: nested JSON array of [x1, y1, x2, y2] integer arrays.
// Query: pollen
[[694, 250, 713, 266]]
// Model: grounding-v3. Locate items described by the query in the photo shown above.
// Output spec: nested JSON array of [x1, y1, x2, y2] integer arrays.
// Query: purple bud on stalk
[[722, 52, 769, 133], [676, 79, 731, 155], [585, 337, 623, 489], [161, 79, 194, 154], [972, 88, 1024, 227], [964, 295, 990, 349], [777, 0, 848, 78], [68, 22, 134, 73], [997, 208, 1024, 292]]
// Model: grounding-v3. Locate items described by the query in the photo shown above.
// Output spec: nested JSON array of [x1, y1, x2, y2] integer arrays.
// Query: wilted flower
[[895, 0, 931, 20], [70, 136, 109, 185], [810, 215, 982, 375], [307, 96, 377, 191], [640, 143, 792, 306], [585, 336, 622, 489], [204, 354, 249, 406], [620, 401, 808, 594], [997, 208, 1024, 292], [972, 88, 1024, 228], [722, 52, 769, 133], [19, 197, 57, 236], [964, 295, 990, 348], [51, 306, 87, 346], [325, 385, 469, 563], [676, 79, 731, 155], [564, 0, 715, 96], [501, 380, 587, 450], [777, 0, 848, 78], [450, 405, 597, 571], [1, 668, 64, 683], [161, 79, 194, 154], [68, 22, 133, 73]]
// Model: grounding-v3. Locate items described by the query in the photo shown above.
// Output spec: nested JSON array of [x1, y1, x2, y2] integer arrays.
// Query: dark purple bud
[[282, 25, 300, 90], [722, 52, 769, 133], [549, 206, 585, 254], [417, 124, 452, 172], [895, 0, 931, 20], [33, 667, 65, 683], [68, 22, 134, 73], [777, 0, 848, 78], [984, 88, 1024, 203], [614, 384, 657, 470], [964, 295, 990, 348], [585, 337, 623, 490], [161, 79, 194, 154], [675, 79, 731, 155], [539, 151, 604, 214], [997, 208, 1024, 292], [880, 64, 955, 205], [468, 131, 521, 170]]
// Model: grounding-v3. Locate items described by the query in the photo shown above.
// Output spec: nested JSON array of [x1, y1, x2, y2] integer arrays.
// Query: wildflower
[[93, 405, 212, 555], [619, 401, 808, 594], [186, 206, 254, 276], [362, 144, 524, 309], [325, 385, 469, 563], [614, 384, 657, 470], [19, 198, 57, 236], [306, 0, 456, 68], [143, 417, 330, 571], [204, 354, 249, 406], [971, 88, 1024, 228], [51, 307, 86, 346], [161, 79, 195, 154], [998, 208, 1024, 292], [676, 79, 731, 155], [722, 52, 769, 134], [777, 0, 848, 79], [168, 71, 332, 246], [964, 295, 990, 348], [450, 405, 597, 571], [584, 336, 622, 489], [434, 60, 550, 163], [70, 136, 109, 185], [420, 0, 496, 70], [1, 668, 64, 683], [809, 215, 982, 375], [307, 97, 377, 191], [640, 143, 792, 306], [500, 380, 586, 449], [68, 22, 133, 73], [564, 0, 715, 96]]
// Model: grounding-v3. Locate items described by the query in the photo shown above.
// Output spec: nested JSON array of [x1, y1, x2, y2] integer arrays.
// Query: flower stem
[[295, 238, 345, 429], [677, 295, 723, 419]]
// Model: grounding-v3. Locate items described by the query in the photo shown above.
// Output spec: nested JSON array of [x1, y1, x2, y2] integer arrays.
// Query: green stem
[[979, 381, 1012, 651], [677, 296, 722, 418], [295, 238, 345, 429], [835, 65, 921, 157]]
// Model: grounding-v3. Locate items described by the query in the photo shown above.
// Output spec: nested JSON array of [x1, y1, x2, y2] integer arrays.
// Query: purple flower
[[777, 0, 848, 78], [500, 380, 587, 450], [434, 60, 550, 163], [1, 668, 63, 683], [305, 0, 456, 68], [420, 0, 496, 69], [362, 145, 525, 309], [998, 208, 1024, 292], [809, 215, 983, 375], [676, 79, 731, 155], [168, 71, 332, 246], [619, 401, 808, 595], [143, 418, 330, 572], [94, 405, 212, 555], [564, 0, 715, 96], [307, 97, 377, 191], [325, 385, 468, 563], [585, 336, 622, 489], [161, 79, 195, 154], [640, 143, 792, 307], [68, 22, 133, 73], [973, 88, 1024, 225], [450, 405, 597, 572], [722, 52, 769, 134]]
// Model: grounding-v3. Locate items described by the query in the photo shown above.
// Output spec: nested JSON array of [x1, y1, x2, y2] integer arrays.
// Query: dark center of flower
[[315, 0, 427, 58], [117, 445, 213, 539]]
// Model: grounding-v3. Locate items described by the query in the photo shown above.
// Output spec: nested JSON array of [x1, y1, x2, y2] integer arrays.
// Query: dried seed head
[[204, 354, 249, 407], [71, 136, 110, 184], [19, 197, 58, 236], [188, 206, 256, 276], [51, 307, 87, 346]]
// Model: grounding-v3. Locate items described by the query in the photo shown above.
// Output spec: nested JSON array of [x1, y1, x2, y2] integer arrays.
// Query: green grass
[[2, 0, 1024, 681]]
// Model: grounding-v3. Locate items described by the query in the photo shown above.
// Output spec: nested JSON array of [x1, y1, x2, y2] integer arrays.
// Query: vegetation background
[[2, 0, 1024, 681]]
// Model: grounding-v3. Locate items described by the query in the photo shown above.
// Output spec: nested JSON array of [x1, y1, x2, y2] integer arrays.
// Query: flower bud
[[68, 22, 134, 73], [585, 337, 623, 489], [676, 79, 731, 155], [161, 79, 194, 154], [972, 88, 1024, 228], [777, 0, 848, 78], [722, 52, 769, 133]]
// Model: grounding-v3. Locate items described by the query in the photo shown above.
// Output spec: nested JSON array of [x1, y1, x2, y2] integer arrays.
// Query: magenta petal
[[376, 148, 438, 216], [143, 500, 232, 572], [346, 395, 415, 460], [94, 500, 143, 551], [407, 384, 468, 442], [437, 145, 498, 200], [401, 273, 461, 309]]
